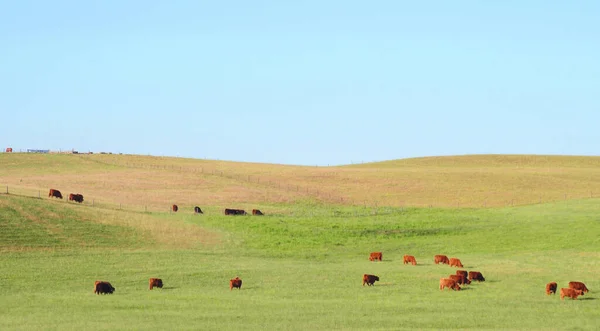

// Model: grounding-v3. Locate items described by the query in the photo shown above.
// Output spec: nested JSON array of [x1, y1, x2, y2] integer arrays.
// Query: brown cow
[[468, 271, 485, 282], [6, 148, 13, 152], [569, 281, 589, 294], [94, 281, 115, 295], [252, 209, 264, 215], [449, 274, 471, 285], [230, 277, 242, 290], [560, 288, 583, 300], [439, 278, 461, 291], [369, 252, 382, 261], [48, 189, 63, 199], [224, 208, 247, 215], [546, 282, 557, 295], [449, 258, 463, 268], [362, 274, 379, 286], [172, 204, 178, 212], [194, 206, 203, 214], [68, 193, 84, 203], [456, 270, 468, 279], [403, 255, 417, 265], [434, 255, 450, 265], [149, 278, 163, 290]]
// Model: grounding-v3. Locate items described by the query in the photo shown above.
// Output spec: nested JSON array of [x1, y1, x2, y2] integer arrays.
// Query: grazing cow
[[68, 193, 84, 203], [149, 278, 163, 290], [569, 281, 589, 294], [456, 270, 468, 279], [230, 277, 242, 290], [362, 274, 379, 286], [224, 208, 247, 215], [194, 206, 203, 214], [439, 278, 461, 291], [94, 281, 115, 295], [546, 282, 557, 295], [449, 258, 464, 268], [369, 252, 383, 261], [252, 209, 264, 215], [560, 288, 583, 300], [172, 204, 178, 212], [6, 148, 12, 152], [434, 255, 450, 265], [449, 274, 471, 285], [468, 271, 485, 282], [48, 189, 63, 199], [403, 255, 417, 265]]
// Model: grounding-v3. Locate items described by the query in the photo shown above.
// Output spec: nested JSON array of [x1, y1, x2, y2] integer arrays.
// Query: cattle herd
[[366, 252, 589, 300], [48, 188, 265, 216], [48, 188, 589, 300]]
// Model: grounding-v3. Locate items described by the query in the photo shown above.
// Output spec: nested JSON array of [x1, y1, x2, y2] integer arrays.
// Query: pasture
[[1, 193, 599, 330], [1, 153, 599, 330]]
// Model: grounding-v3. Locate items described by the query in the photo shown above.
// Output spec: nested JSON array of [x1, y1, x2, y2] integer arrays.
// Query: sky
[[1, 1, 599, 165]]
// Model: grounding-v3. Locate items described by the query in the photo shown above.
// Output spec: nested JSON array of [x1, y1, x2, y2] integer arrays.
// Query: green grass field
[[1, 154, 599, 330]]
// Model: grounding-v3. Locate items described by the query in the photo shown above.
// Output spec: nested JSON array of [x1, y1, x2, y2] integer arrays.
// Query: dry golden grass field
[[2, 153, 600, 211]]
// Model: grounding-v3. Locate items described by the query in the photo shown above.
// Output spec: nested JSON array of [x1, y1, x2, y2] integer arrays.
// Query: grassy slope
[[3, 153, 600, 209], [1, 193, 599, 330]]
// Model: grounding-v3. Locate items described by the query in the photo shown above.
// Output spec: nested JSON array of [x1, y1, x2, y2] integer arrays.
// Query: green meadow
[[1, 193, 599, 330]]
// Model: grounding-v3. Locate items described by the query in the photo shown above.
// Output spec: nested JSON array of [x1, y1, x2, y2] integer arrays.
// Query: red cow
[[468, 271, 485, 282], [546, 282, 557, 295], [403, 255, 417, 265], [369, 252, 382, 261], [48, 189, 63, 199], [449, 274, 471, 285], [172, 204, 178, 212], [439, 278, 461, 291], [362, 274, 379, 286], [68, 193, 84, 203], [560, 288, 583, 300], [149, 278, 163, 290], [230, 277, 242, 290], [568, 281, 589, 294], [252, 209, 264, 215], [434, 255, 450, 265], [449, 258, 463, 268], [456, 270, 468, 279]]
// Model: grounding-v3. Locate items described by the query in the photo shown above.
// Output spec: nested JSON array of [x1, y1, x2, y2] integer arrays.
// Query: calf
[[230, 277, 242, 290], [449, 258, 463, 268], [252, 209, 264, 215], [468, 271, 485, 282], [439, 278, 461, 291], [194, 206, 203, 214], [172, 204, 178, 212], [149, 278, 163, 290], [568, 281, 589, 294], [434, 255, 450, 265], [369, 252, 382, 261], [560, 288, 583, 300], [362, 274, 379, 286], [546, 282, 557, 295], [403, 255, 417, 265]]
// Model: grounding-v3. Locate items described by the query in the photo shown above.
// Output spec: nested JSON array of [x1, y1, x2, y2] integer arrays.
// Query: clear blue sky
[[1, 1, 598, 165]]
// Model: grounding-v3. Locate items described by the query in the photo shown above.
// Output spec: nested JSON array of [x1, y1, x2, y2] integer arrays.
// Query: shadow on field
[[579, 297, 596, 301], [160, 286, 178, 290]]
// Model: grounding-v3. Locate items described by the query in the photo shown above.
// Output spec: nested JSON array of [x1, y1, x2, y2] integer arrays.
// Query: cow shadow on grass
[[160, 286, 178, 290], [579, 297, 596, 301]]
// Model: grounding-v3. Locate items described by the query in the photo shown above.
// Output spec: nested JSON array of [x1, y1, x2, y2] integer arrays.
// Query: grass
[[3, 153, 600, 209], [1, 191, 599, 330]]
